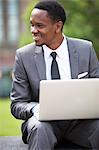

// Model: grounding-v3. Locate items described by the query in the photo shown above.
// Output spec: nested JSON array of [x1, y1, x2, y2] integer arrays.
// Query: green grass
[[0, 98, 22, 136]]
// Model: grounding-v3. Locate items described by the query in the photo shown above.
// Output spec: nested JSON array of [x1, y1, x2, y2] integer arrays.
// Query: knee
[[27, 120, 43, 143], [34, 122, 51, 133]]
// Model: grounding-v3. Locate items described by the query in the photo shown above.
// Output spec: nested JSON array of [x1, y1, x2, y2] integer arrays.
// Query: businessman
[[10, 1, 99, 150]]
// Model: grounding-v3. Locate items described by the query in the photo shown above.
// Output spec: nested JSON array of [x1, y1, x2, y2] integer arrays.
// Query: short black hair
[[34, 0, 66, 25]]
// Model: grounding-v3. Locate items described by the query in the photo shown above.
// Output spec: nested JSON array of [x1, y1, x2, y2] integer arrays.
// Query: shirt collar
[[43, 34, 67, 59]]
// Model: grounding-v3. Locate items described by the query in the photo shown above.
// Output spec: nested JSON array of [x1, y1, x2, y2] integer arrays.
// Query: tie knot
[[50, 52, 57, 60]]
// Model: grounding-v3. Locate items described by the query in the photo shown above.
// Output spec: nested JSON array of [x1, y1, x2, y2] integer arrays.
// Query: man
[[10, 1, 99, 150]]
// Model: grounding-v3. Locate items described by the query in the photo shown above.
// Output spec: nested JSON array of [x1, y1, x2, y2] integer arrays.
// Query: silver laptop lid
[[39, 79, 99, 121]]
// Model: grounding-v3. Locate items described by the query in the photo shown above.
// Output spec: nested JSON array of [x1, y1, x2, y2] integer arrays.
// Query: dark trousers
[[25, 116, 99, 150]]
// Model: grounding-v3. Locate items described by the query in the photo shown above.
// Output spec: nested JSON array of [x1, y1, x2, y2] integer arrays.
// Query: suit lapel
[[33, 37, 78, 80], [66, 37, 78, 79], [34, 46, 46, 80]]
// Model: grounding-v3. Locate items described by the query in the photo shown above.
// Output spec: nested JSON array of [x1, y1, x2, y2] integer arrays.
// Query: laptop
[[39, 79, 99, 121]]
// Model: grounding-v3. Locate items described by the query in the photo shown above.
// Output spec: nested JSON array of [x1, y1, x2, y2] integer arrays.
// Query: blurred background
[[0, 0, 99, 136]]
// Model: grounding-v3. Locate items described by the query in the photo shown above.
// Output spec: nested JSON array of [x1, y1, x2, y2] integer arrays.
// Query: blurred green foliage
[[59, 0, 99, 57], [20, 0, 99, 58], [0, 99, 22, 135]]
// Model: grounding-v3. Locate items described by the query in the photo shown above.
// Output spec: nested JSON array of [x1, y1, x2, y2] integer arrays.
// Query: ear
[[55, 21, 63, 33]]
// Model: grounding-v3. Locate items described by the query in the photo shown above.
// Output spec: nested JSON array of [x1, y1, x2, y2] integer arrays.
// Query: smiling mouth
[[32, 34, 41, 41], [33, 36, 40, 41]]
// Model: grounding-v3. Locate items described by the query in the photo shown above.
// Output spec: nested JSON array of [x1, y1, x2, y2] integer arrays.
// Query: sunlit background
[[0, 0, 33, 136], [0, 0, 99, 136]]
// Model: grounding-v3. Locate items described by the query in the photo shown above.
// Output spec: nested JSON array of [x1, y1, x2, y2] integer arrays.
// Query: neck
[[47, 34, 64, 50]]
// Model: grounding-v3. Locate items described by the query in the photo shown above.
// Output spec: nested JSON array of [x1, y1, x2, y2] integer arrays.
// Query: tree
[[59, 0, 99, 57]]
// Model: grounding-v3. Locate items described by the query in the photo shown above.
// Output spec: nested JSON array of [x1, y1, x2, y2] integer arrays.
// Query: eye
[[36, 23, 45, 29], [30, 23, 34, 27]]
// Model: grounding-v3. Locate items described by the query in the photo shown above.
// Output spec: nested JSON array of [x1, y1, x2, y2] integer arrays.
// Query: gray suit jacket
[[10, 37, 99, 142]]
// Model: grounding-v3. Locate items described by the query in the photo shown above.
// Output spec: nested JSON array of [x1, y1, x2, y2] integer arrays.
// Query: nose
[[31, 26, 38, 34]]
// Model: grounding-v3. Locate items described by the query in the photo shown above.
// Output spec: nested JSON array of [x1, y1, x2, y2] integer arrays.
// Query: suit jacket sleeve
[[10, 49, 38, 120]]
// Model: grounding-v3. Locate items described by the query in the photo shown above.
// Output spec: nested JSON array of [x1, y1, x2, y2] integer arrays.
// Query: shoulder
[[66, 36, 94, 55], [15, 43, 43, 58], [16, 43, 36, 55], [66, 36, 92, 47], [66, 36, 97, 59]]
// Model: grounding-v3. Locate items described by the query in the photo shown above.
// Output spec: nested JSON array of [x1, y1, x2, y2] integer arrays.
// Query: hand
[[32, 104, 39, 120]]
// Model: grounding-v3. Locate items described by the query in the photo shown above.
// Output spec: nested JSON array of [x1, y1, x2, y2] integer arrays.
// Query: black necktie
[[50, 52, 60, 79]]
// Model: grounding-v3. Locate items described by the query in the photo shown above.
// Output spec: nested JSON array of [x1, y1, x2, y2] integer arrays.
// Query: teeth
[[33, 36, 40, 40]]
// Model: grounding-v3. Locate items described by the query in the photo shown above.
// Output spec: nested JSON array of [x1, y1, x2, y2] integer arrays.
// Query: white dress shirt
[[43, 35, 71, 80]]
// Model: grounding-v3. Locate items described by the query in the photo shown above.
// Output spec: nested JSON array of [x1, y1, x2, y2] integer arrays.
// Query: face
[[30, 8, 63, 49]]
